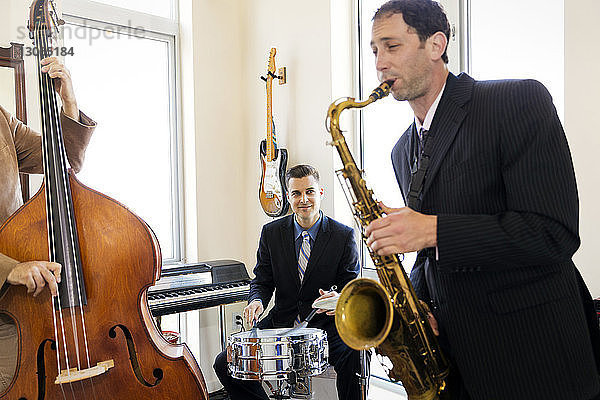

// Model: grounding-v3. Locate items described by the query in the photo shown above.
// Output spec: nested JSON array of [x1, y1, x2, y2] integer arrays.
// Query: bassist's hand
[[7, 261, 61, 297], [40, 57, 79, 120]]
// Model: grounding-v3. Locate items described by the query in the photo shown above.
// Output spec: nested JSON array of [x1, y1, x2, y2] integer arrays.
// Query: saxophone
[[327, 81, 449, 400]]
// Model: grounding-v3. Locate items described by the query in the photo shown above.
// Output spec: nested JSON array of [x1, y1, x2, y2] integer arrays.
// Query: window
[[469, 0, 564, 118], [61, 0, 182, 263], [86, 0, 175, 19]]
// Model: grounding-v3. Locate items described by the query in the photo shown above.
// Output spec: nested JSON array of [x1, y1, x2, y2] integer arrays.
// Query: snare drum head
[[228, 328, 329, 381]]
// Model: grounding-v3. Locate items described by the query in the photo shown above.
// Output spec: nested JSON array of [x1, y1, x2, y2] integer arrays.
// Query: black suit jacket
[[248, 214, 359, 335], [392, 73, 600, 400]]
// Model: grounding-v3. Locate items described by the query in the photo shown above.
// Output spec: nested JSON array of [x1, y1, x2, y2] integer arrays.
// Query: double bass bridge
[[54, 359, 115, 384]]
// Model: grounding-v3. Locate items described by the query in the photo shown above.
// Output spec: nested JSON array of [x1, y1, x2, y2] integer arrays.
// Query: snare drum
[[228, 328, 328, 381]]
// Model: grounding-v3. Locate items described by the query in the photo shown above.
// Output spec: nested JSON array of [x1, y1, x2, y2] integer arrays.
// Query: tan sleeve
[[12, 109, 96, 174], [0, 252, 18, 288], [61, 110, 96, 173]]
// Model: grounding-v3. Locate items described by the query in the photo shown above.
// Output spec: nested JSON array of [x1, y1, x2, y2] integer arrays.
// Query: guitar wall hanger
[[260, 68, 286, 85]]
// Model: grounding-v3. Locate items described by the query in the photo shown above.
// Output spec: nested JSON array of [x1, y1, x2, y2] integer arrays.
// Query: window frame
[[61, 0, 184, 264], [353, 0, 466, 390]]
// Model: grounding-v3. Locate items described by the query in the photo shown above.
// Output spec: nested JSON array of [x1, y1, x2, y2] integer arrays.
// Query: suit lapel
[[402, 125, 416, 196], [301, 215, 331, 286], [391, 126, 413, 203], [420, 73, 472, 199], [280, 215, 301, 288]]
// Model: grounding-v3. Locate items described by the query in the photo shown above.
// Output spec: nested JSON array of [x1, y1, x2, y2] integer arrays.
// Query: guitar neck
[[266, 79, 275, 162]]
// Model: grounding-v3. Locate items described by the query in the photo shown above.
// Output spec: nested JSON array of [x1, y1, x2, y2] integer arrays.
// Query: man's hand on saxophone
[[365, 202, 438, 255]]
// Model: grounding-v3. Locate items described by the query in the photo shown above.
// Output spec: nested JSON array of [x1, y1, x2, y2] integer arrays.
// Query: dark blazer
[[392, 73, 600, 400], [248, 214, 359, 334]]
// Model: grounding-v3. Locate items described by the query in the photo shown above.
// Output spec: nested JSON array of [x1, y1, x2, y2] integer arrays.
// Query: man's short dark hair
[[374, 0, 451, 63], [285, 164, 320, 186]]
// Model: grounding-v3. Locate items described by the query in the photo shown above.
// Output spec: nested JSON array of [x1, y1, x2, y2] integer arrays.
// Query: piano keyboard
[[148, 281, 250, 316], [147, 260, 251, 317]]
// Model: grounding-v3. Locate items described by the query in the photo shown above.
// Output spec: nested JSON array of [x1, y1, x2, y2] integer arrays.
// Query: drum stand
[[358, 349, 370, 400], [265, 380, 292, 400], [264, 374, 313, 400]]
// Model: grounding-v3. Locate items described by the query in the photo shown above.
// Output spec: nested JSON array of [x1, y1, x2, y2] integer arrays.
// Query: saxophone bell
[[335, 277, 393, 350]]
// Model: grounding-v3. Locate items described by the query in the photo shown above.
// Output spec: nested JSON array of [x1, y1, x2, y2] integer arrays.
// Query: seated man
[[214, 164, 366, 400]]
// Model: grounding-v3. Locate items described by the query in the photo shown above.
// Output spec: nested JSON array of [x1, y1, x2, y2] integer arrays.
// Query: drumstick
[[280, 286, 337, 336], [249, 318, 258, 338]]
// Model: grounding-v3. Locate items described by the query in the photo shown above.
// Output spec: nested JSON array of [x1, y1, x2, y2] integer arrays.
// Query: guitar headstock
[[28, 0, 64, 44], [267, 48, 277, 80]]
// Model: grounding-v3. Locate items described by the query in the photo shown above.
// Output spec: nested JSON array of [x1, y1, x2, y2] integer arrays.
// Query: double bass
[[0, 1, 208, 398]]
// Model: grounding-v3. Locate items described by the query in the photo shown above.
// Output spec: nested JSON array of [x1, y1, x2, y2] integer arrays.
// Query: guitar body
[[259, 139, 289, 217]]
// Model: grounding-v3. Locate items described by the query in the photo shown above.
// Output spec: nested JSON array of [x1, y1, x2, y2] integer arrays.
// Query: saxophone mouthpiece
[[370, 81, 393, 101]]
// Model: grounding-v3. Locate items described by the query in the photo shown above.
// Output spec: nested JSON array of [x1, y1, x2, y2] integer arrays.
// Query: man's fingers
[[369, 236, 403, 253], [427, 313, 439, 336], [376, 245, 403, 256], [31, 267, 46, 297], [379, 202, 392, 214], [244, 307, 252, 325], [364, 216, 389, 237], [378, 202, 403, 215], [48, 262, 62, 283], [40, 56, 59, 65], [25, 275, 36, 293], [39, 267, 59, 297]]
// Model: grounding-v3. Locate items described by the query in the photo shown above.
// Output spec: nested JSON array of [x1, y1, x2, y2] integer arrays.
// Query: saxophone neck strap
[[407, 129, 435, 210]]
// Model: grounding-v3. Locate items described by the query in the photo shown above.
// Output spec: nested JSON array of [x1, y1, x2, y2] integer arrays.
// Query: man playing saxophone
[[363, 1, 600, 399]]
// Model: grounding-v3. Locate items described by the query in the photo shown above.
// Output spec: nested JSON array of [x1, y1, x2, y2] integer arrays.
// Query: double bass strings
[[36, 25, 89, 400], [35, 23, 97, 400], [39, 24, 95, 380], [34, 24, 70, 400]]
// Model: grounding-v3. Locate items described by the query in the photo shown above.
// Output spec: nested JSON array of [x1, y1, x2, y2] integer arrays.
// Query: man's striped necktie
[[295, 231, 311, 324]]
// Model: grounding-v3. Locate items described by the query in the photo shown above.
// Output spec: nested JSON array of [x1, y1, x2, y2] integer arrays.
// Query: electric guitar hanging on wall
[[259, 48, 289, 217]]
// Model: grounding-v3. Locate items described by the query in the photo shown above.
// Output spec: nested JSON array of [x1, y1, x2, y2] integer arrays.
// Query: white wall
[[180, 0, 339, 390], [240, 0, 337, 284], [565, 0, 600, 296]]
